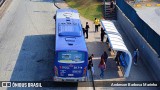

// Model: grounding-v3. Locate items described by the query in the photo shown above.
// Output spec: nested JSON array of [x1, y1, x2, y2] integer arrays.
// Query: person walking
[[103, 51, 108, 64], [133, 48, 139, 65], [85, 22, 90, 39], [98, 56, 106, 79], [101, 27, 105, 42], [88, 54, 94, 76], [94, 18, 100, 32], [88, 54, 94, 70]]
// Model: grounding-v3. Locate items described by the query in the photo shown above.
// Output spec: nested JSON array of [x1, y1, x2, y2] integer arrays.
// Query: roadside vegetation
[[65, 0, 103, 21]]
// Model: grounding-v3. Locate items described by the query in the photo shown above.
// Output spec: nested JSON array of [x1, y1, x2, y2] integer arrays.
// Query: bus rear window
[[58, 51, 85, 63]]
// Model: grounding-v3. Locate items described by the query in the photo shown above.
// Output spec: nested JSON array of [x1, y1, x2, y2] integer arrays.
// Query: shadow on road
[[9, 34, 55, 82], [7, 34, 79, 89]]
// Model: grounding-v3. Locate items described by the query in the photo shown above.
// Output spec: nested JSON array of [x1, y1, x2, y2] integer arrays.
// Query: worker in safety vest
[[94, 18, 100, 32]]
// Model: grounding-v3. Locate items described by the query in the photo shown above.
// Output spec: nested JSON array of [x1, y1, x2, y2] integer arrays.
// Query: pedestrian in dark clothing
[[115, 51, 122, 66], [82, 28, 85, 36], [88, 54, 94, 70], [133, 48, 139, 65], [85, 22, 90, 39], [87, 54, 94, 76], [103, 51, 108, 64], [101, 54, 104, 62], [110, 0, 114, 13], [101, 27, 105, 42]]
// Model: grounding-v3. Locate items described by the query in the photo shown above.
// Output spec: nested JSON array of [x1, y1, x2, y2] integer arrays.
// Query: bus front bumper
[[53, 76, 87, 82]]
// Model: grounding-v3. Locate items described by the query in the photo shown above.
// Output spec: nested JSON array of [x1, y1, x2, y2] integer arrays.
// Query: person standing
[[103, 51, 108, 64], [101, 27, 105, 42], [88, 54, 94, 70], [85, 22, 90, 39], [133, 48, 139, 65], [88, 54, 94, 75], [82, 27, 85, 37], [94, 18, 100, 32], [115, 51, 122, 66], [110, 0, 114, 13], [98, 56, 106, 79]]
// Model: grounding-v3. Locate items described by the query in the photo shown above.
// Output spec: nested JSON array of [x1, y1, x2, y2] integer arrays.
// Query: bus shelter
[[101, 20, 132, 78]]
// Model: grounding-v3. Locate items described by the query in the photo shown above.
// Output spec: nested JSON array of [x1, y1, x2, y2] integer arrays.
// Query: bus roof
[[55, 9, 87, 52]]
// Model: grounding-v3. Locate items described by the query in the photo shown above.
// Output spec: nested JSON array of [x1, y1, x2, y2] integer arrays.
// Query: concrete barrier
[[116, 6, 160, 81], [0, 0, 5, 7]]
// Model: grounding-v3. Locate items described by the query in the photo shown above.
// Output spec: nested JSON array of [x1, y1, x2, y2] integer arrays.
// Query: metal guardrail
[[0, 0, 5, 7]]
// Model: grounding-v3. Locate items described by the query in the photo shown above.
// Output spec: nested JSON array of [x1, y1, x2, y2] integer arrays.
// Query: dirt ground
[[0, 0, 12, 19]]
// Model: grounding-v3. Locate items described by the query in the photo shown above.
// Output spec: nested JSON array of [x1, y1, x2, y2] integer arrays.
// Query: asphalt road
[[0, 0, 58, 89], [0, 0, 93, 90]]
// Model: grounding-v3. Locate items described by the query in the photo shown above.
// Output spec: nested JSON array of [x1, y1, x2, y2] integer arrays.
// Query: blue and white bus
[[54, 9, 88, 81]]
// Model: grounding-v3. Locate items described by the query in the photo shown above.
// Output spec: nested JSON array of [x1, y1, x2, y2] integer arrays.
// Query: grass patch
[[66, 0, 103, 21]]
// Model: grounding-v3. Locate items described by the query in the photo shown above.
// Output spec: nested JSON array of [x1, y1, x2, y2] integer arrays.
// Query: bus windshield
[[58, 51, 85, 63]]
